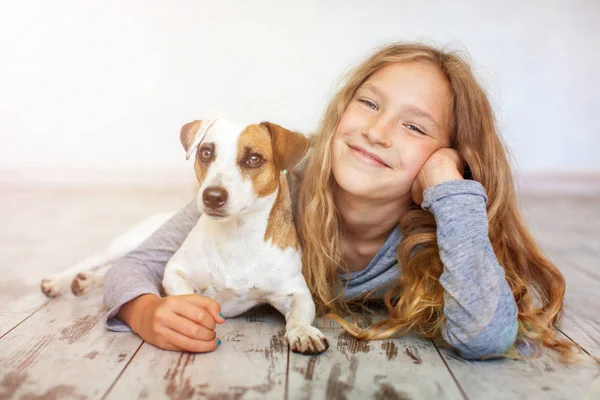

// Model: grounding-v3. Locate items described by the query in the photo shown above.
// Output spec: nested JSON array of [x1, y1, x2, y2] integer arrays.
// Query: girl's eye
[[359, 99, 378, 110], [199, 148, 213, 161], [406, 124, 426, 135], [246, 154, 264, 168]]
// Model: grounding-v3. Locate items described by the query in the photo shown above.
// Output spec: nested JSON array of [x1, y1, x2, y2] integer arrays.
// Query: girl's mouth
[[348, 145, 390, 168]]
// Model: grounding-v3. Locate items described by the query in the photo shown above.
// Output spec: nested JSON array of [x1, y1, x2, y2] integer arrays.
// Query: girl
[[103, 43, 573, 360]]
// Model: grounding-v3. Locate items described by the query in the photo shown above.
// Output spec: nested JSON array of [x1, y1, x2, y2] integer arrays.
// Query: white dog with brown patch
[[41, 118, 329, 355]]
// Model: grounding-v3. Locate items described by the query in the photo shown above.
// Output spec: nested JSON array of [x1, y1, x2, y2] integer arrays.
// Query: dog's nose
[[203, 187, 228, 209]]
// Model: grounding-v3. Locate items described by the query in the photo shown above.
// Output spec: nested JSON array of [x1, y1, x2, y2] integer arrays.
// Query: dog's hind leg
[[41, 251, 121, 298], [41, 211, 175, 298], [70, 263, 112, 296]]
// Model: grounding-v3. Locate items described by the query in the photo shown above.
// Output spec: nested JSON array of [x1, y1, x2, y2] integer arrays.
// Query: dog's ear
[[180, 119, 217, 160], [260, 122, 310, 172]]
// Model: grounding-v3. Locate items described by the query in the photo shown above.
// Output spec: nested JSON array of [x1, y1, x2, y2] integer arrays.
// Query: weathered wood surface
[[1, 188, 599, 400], [437, 330, 600, 400], [287, 332, 463, 400], [106, 305, 290, 400], [523, 195, 600, 357], [0, 287, 143, 400], [0, 188, 191, 337], [0, 188, 190, 399]]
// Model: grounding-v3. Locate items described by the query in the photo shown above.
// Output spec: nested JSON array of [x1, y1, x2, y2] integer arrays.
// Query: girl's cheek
[[337, 110, 362, 137], [398, 152, 422, 177]]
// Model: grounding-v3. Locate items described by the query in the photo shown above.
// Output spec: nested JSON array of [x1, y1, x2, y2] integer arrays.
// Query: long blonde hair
[[296, 43, 580, 361]]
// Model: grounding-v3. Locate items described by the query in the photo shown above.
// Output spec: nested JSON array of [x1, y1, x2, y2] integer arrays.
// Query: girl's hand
[[118, 294, 225, 353], [411, 148, 465, 206]]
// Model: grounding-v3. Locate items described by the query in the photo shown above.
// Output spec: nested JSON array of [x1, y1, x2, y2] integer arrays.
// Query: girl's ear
[[180, 119, 217, 160], [260, 122, 310, 172]]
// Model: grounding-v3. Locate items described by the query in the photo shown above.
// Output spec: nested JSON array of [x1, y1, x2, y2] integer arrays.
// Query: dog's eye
[[246, 154, 264, 168], [199, 148, 213, 161]]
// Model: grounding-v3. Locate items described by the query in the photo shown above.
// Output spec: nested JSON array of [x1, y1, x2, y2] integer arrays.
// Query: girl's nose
[[363, 116, 393, 148]]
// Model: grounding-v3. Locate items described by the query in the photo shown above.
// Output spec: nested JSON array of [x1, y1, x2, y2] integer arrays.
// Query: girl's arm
[[422, 180, 519, 360], [103, 200, 200, 331]]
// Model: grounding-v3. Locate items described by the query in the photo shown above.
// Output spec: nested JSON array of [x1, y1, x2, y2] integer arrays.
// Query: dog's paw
[[71, 272, 93, 296], [285, 325, 330, 355], [41, 277, 65, 298]]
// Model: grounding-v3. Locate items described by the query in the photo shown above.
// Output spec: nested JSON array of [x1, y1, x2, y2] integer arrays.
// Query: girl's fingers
[[168, 297, 218, 330], [167, 314, 217, 341], [162, 326, 220, 353], [183, 295, 226, 324]]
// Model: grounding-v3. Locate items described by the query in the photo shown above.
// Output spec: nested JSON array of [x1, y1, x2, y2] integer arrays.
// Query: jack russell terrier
[[41, 119, 329, 355]]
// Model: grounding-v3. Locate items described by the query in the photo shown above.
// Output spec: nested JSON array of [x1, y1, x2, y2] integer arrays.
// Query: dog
[[41, 118, 329, 355]]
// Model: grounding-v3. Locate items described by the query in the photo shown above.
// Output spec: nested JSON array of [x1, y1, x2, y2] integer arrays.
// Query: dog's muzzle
[[203, 186, 228, 214]]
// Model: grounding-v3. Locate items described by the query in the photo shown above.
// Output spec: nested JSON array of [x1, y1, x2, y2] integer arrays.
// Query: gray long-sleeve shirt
[[103, 179, 519, 360]]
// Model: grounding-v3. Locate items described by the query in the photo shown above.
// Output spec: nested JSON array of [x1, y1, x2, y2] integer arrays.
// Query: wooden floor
[[0, 187, 599, 400]]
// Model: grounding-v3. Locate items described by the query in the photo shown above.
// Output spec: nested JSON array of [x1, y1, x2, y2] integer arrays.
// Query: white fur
[[191, 120, 260, 217], [163, 119, 329, 354], [41, 118, 329, 355]]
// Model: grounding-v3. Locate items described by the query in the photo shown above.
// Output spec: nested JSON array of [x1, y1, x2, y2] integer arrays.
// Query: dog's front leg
[[271, 292, 330, 355], [162, 262, 196, 296]]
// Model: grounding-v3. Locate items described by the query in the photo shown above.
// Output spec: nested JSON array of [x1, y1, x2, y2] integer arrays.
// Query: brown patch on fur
[[264, 174, 299, 250], [193, 143, 215, 187], [260, 122, 310, 171], [236, 122, 309, 250], [237, 124, 279, 198], [180, 120, 202, 156], [180, 119, 218, 186], [70, 273, 87, 295]]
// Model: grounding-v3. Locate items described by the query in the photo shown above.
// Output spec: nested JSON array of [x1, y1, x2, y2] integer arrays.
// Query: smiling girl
[[103, 43, 574, 360]]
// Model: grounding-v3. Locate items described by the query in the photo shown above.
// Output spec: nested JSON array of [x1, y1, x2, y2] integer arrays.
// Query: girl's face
[[331, 61, 453, 202]]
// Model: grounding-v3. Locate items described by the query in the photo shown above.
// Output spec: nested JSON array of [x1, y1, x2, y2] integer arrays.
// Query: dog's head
[[180, 119, 309, 219]]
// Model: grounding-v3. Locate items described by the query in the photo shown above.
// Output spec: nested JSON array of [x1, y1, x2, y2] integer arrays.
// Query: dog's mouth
[[204, 209, 229, 218]]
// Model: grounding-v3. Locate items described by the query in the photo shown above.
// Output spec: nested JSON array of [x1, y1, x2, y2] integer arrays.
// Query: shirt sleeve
[[102, 200, 200, 331], [422, 180, 519, 360]]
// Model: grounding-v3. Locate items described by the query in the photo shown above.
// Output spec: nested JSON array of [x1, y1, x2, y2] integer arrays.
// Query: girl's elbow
[[456, 338, 514, 360], [447, 321, 519, 360]]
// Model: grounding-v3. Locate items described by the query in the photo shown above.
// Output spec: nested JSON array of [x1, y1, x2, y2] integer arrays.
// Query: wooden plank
[[522, 195, 600, 356], [0, 288, 143, 400], [287, 331, 464, 400], [0, 280, 48, 338], [436, 329, 600, 400], [521, 195, 600, 283], [105, 305, 290, 399], [558, 258, 600, 357], [0, 188, 190, 336], [559, 313, 600, 357]]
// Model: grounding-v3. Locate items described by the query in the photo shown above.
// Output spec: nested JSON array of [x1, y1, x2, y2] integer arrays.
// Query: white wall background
[[1, 0, 598, 186]]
